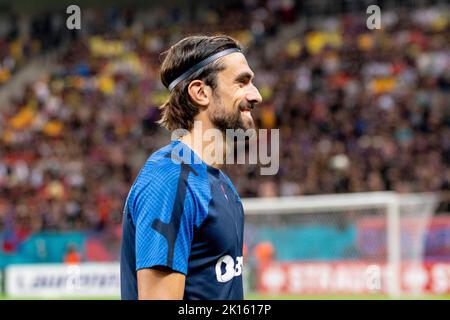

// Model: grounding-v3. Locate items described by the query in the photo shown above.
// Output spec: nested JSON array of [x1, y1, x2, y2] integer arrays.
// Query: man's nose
[[246, 83, 262, 104]]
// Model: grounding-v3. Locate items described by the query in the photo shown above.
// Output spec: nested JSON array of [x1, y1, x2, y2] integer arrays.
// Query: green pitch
[[1, 293, 449, 300]]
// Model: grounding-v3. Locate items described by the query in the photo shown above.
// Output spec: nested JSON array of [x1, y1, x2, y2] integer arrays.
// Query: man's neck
[[178, 125, 229, 169]]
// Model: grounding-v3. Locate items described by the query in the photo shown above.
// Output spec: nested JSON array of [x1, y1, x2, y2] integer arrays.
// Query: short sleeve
[[129, 165, 197, 275]]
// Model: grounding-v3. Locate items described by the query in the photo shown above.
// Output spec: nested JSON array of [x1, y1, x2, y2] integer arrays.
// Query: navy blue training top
[[120, 140, 244, 300]]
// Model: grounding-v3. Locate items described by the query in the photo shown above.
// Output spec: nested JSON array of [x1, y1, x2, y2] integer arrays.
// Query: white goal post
[[242, 192, 439, 296]]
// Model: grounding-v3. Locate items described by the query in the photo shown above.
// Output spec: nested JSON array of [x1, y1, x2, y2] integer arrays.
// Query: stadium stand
[[0, 1, 448, 270]]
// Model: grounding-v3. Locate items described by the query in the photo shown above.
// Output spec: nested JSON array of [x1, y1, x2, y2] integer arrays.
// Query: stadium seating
[[0, 4, 448, 264]]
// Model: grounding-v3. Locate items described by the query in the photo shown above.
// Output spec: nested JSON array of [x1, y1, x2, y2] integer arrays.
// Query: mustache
[[238, 102, 256, 111]]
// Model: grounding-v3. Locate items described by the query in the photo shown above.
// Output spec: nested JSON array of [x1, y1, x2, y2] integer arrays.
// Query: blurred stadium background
[[0, 0, 449, 299]]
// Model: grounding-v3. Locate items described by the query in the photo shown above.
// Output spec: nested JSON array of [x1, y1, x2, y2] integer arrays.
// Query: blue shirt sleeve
[[128, 163, 197, 275]]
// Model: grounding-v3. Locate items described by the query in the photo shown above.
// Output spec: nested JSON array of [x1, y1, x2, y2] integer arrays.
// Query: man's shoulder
[[132, 141, 209, 194], [126, 142, 212, 219], [134, 143, 182, 185]]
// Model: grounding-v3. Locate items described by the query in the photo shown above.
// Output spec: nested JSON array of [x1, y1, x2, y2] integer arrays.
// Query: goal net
[[242, 192, 439, 297]]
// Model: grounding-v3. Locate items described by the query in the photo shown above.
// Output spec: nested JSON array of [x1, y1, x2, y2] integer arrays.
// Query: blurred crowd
[[0, 3, 449, 249], [230, 7, 450, 201], [0, 12, 67, 85], [0, 2, 293, 249]]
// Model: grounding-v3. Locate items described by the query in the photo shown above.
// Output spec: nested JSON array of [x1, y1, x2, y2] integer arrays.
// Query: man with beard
[[120, 35, 262, 300]]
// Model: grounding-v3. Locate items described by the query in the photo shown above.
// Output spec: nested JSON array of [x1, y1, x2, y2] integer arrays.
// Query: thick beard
[[209, 97, 255, 133]]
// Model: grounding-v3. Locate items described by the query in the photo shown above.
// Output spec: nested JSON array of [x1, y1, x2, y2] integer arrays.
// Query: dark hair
[[158, 35, 242, 131]]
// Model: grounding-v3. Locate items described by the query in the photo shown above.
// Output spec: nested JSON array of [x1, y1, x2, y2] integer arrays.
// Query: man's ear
[[187, 80, 210, 108]]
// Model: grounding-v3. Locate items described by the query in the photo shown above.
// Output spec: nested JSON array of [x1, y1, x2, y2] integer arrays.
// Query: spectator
[[64, 243, 81, 264], [0, 4, 448, 251]]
